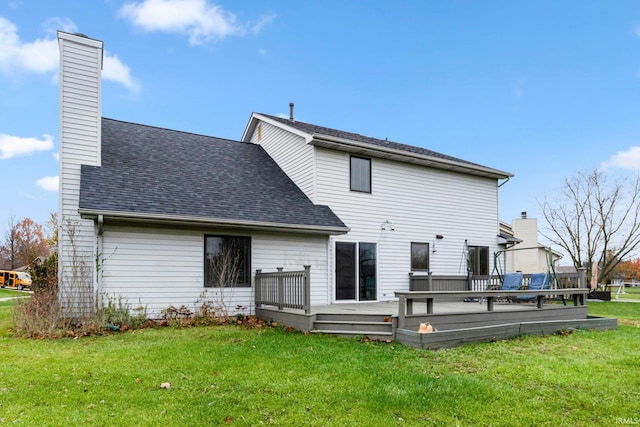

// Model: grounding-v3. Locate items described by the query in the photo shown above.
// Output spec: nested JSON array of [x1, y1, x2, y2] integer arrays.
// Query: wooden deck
[[256, 297, 617, 348]]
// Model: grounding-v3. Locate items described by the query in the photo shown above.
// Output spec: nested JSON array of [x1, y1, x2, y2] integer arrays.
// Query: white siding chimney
[[57, 32, 103, 316]]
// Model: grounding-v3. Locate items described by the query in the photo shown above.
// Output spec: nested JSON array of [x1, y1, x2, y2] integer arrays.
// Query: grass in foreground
[[0, 302, 637, 426]]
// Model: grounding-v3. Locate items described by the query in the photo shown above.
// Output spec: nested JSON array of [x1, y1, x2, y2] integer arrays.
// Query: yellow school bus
[[0, 270, 32, 290]]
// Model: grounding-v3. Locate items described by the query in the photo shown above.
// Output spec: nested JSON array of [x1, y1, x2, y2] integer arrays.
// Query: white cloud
[[44, 16, 78, 34], [119, 0, 274, 45], [0, 16, 59, 75], [601, 146, 640, 172], [104, 51, 141, 92], [35, 176, 59, 192], [0, 133, 54, 159], [250, 14, 276, 34], [0, 16, 139, 92]]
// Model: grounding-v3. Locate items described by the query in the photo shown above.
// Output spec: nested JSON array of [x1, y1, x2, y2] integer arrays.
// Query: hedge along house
[[58, 31, 514, 319], [57, 32, 348, 317]]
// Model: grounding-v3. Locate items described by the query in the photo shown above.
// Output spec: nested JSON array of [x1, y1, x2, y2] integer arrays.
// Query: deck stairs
[[310, 312, 394, 340]]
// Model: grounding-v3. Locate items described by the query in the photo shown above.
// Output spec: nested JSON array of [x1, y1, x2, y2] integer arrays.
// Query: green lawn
[[611, 285, 640, 301], [0, 288, 30, 298], [0, 300, 638, 426]]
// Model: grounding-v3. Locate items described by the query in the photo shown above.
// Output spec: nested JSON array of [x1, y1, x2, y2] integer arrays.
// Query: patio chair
[[501, 272, 523, 291], [500, 272, 523, 303], [481, 272, 523, 304], [517, 272, 550, 301]]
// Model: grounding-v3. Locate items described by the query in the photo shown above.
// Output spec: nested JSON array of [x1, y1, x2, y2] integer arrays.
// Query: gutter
[[310, 134, 513, 180], [79, 209, 350, 236]]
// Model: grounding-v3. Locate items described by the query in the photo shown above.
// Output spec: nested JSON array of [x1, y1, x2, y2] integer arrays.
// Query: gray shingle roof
[[79, 118, 348, 232], [259, 114, 511, 177]]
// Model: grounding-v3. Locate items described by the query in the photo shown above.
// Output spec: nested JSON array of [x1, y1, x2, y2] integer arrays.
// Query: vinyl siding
[[249, 120, 316, 200], [101, 225, 329, 317], [316, 147, 500, 301], [58, 33, 103, 314]]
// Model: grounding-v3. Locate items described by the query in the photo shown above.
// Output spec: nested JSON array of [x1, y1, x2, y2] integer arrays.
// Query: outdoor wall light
[[381, 220, 395, 231], [432, 235, 444, 253]]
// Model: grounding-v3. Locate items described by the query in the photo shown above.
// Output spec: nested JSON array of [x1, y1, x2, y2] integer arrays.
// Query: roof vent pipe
[[289, 102, 294, 121]]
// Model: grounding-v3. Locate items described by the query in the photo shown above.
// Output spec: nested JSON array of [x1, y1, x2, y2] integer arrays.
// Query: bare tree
[[540, 169, 640, 284], [0, 213, 17, 269], [204, 238, 243, 319], [44, 212, 59, 252]]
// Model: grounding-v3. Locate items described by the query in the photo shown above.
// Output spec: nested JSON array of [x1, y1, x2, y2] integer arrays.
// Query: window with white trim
[[350, 156, 371, 193], [204, 235, 251, 287]]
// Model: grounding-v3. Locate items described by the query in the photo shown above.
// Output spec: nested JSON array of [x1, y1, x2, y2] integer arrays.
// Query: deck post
[[487, 297, 494, 311], [255, 269, 262, 309], [578, 267, 587, 289], [303, 265, 311, 314], [277, 267, 284, 311], [537, 295, 544, 309], [398, 295, 406, 329], [427, 271, 433, 291]]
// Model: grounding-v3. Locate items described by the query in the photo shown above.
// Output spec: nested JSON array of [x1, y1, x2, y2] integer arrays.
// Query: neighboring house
[[497, 221, 522, 249], [57, 32, 513, 317], [505, 212, 562, 274]]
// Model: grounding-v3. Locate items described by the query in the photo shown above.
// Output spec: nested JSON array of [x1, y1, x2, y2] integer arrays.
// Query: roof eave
[[78, 209, 350, 235], [310, 134, 513, 180], [241, 113, 313, 143]]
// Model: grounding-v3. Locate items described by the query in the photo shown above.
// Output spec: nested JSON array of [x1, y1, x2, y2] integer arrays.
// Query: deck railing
[[409, 272, 471, 292], [411, 268, 588, 292], [255, 266, 311, 314]]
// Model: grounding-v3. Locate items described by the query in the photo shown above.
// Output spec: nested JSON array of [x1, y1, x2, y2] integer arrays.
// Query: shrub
[[27, 252, 58, 294], [12, 285, 62, 338]]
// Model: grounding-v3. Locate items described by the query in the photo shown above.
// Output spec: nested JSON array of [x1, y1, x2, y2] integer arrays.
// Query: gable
[[245, 113, 512, 180]]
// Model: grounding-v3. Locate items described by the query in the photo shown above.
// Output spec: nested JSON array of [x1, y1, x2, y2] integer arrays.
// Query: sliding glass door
[[335, 242, 377, 301]]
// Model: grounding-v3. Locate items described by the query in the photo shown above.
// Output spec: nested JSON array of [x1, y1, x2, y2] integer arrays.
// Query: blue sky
[[1, 0, 640, 241]]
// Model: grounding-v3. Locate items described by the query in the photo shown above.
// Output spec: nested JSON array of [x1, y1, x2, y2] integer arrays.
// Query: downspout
[[498, 176, 511, 188]]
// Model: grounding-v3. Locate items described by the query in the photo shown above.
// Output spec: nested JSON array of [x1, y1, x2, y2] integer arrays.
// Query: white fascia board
[[240, 113, 260, 142], [242, 113, 314, 143], [78, 209, 350, 235]]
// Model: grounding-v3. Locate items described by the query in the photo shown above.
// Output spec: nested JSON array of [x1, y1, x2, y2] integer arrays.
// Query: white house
[[506, 212, 562, 275], [57, 32, 513, 317], [242, 112, 513, 302]]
